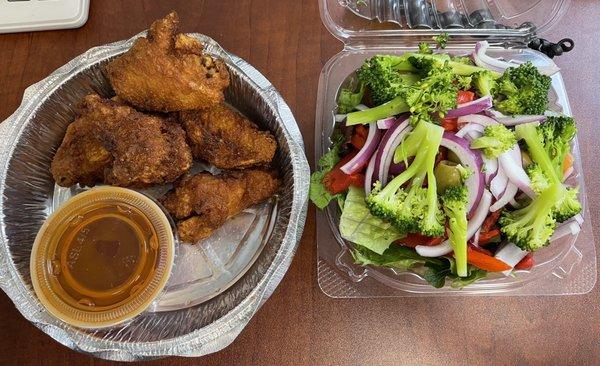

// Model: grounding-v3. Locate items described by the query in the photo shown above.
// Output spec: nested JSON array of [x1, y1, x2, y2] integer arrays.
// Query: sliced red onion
[[456, 123, 485, 139], [355, 104, 369, 111], [495, 243, 529, 276], [490, 164, 508, 199], [472, 41, 561, 76], [468, 189, 493, 238], [457, 114, 498, 128], [490, 182, 517, 212], [334, 114, 347, 123], [446, 96, 493, 118], [416, 240, 452, 257], [509, 198, 520, 208], [483, 157, 498, 184], [373, 118, 411, 186], [465, 130, 483, 141], [498, 146, 536, 198], [472, 228, 481, 247], [440, 133, 485, 216], [341, 122, 382, 175], [377, 117, 397, 129], [364, 152, 378, 195], [485, 109, 546, 126], [472, 41, 513, 74], [389, 162, 406, 176], [551, 221, 581, 242], [417, 189, 492, 257]]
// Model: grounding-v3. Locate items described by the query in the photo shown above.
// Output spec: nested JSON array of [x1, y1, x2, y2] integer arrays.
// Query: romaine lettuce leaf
[[352, 244, 427, 270], [339, 186, 403, 254]]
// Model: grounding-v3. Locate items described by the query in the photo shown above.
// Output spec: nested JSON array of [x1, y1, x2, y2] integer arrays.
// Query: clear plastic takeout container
[[315, 0, 597, 297]]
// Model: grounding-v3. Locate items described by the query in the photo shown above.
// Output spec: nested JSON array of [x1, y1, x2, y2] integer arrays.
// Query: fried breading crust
[[106, 11, 230, 112], [51, 94, 193, 187], [160, 169, 280, 243], [180, 104, 277, 169]]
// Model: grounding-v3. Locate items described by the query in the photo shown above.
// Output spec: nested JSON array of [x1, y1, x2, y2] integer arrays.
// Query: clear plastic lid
[[320, 0, 571, 41]]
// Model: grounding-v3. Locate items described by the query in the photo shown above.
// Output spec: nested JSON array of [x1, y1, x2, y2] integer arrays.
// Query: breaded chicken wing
[[51, 94, 193, 187], [160, 169, 280, 243], [180, 103, 277, 169], [106, 11, 230, 112]]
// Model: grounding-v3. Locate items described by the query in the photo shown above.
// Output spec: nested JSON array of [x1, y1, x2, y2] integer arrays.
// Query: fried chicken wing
[[51, 94, 193, 187], [180, 104, 277, 169], [160, 169, 280, 243], [106, 12, 230, 112]]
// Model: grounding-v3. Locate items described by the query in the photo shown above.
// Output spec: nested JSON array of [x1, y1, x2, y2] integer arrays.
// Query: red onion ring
[[440, 133, 485, 216], [498, 146, 536, 198], [456, 123, 485, 139], [485, 109, 547, 126], [341, 122, 382, 175], [457, 113, 498, 127], [373, 118, 411, 185], [364, 152, 378, 195], [446, 96, 493, 118]]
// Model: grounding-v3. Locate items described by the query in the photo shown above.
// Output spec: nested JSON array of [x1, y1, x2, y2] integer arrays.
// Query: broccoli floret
[[492, 62, 552, 115], [516, 121, 581, 222], [451, 56, 475, 65], [526, 163, 550, 194], [440, 185, 469, 277], [433, 32, 449, 49], [337, 81, 365, 113], [499, 182, 560, 251], [357, 55, 421, 104], [404, 60, 459, 125], [347, 52, 498, 125], [471, 70, 497, 97], [553, 187, 582, 222], [538, 116, 577, 179], [419, 42, 433, 54], [366, 121, 445, 237], [408, 53, 500, 78], [470, 124, 517, 158]]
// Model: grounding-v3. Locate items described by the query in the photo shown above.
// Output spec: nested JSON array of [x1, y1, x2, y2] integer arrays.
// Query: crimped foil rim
[[0, 32, 309, 360]]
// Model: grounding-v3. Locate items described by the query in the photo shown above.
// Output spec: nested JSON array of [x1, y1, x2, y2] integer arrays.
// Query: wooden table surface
[[1, 1, 599, 365]]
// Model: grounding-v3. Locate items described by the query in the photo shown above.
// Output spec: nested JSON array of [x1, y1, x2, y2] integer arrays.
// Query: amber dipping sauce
[[31, 187, 174, 328]]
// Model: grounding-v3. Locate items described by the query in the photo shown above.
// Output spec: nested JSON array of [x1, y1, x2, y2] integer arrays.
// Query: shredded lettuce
[[340, 187, 403, 254]]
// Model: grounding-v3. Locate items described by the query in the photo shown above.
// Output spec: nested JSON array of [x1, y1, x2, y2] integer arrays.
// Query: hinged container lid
[[320, 0, 571, 42]]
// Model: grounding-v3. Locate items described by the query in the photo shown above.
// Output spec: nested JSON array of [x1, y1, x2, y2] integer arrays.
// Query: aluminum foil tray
[[0, 33, 309, 361]]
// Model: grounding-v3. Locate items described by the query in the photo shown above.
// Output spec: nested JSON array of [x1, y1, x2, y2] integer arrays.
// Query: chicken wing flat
[[106, 12, 230, 112], [160, 169, 280, 243], [51, 94, 192, 187], [180, 104, 277, 169]]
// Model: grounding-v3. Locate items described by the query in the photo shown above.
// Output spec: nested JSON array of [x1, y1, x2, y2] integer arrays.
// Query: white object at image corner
[[0, 0, 89, 34]]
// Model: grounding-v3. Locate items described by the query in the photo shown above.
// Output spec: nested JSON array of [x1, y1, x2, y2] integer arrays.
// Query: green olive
[[446, 150, 462, 164], [521, 151, 533, 168], [434, 160, 463, 193]]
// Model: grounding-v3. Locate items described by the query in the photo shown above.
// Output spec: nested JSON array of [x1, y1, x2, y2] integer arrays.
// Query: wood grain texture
[[1, 1, 599, 365]]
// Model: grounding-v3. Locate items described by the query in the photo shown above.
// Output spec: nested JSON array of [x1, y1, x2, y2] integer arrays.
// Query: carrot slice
[[562, 153, 574, 175], [467, 246, 511, 272]]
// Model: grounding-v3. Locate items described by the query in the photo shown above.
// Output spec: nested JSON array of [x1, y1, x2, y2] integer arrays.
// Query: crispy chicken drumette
[[51, 94, 192, 187], [160, 169, 280, 243], [180, 103, 277, 169], [106, 11, 230, 112]]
